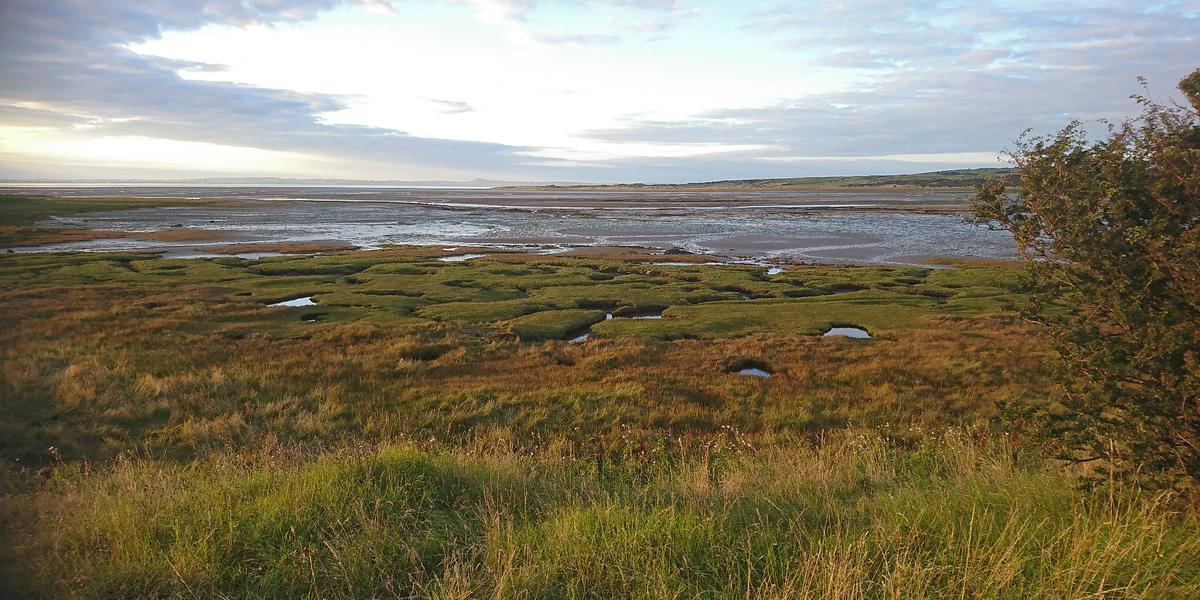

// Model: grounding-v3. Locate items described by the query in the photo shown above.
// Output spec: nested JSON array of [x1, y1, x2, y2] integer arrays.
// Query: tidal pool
[[270, 296, 316, 307], [737, 367, 772, 378], [567, 312, 615, 342], [629, 311, 664, 319], [824, 326, 871, 338], [438, 253, 487, 262]]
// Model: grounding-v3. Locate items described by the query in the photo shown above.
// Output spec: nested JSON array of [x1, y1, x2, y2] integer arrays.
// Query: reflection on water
[[5, 187, 1015, 265], [437, 253, 487, 262], [823, 326, 871, 338], [270, 296, 315, 307], [629, 311, 664, 319], [737, 367, 772, 378]]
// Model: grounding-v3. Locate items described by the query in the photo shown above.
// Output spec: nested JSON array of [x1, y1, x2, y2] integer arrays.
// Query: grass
[[2, 430, 1195, 598], [1, 242, 1193, 597], [0, 248, 1045, 464], [0, 195, 218, 247], [509, 309, 608, 340]]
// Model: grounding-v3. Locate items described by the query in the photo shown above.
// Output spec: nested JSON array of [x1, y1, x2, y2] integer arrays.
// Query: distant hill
[[506, 168, 1018, 192]]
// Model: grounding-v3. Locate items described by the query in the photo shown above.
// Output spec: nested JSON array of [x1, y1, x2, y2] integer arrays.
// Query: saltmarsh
[[4, 245, 1195, 598], [0, 247, 1043, 464]]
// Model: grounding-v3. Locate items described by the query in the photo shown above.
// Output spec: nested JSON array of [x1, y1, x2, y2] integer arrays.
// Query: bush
[[971, 69, 1200, 494]]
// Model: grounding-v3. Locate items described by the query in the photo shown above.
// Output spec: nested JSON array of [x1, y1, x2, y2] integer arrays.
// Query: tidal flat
[[1, 196, 1196, 598], [1, 188, 1014, 265]]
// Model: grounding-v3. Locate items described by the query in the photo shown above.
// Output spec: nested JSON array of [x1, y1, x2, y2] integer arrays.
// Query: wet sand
[[1, 186, 1012, 265]]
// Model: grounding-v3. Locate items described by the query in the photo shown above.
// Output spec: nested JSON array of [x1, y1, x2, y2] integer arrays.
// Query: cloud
[[0, 1, 1194, 183], [586, 1, 1199, 161], [532, 31, 621, 46], [426, 98, 475, 114], [460, 0, 695, 45], [0, 104, 95, 129], [0, 0, 540, 178]]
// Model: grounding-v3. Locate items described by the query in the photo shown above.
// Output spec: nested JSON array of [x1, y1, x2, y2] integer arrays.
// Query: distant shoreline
[[0, 167, 1016, 193], [502, 167, 1017, 193]]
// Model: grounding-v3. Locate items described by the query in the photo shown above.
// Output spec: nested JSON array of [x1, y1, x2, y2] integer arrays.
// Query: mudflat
[[1, 188, 1012, 265]]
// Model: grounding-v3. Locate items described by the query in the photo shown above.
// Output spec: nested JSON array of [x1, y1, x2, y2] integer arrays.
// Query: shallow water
[[824, 326, 871, 338], [173, 251, 287, 260], [629, 311, 664, 319], [437, 253, 487, 262], [4, 186, 1015, 265], [737, 367, 772, 378], [270, 296, 316, 307]]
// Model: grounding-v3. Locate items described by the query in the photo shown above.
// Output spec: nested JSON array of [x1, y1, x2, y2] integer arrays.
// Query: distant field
[[507, 167, 1018, 192]]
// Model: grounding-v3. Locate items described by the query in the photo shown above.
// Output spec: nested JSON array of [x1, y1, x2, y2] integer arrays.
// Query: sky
[[0, 1, 1196, 183]]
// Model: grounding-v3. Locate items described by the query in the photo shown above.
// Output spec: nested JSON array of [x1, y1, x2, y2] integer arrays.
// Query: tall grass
[[3, 429, 1195, 598]]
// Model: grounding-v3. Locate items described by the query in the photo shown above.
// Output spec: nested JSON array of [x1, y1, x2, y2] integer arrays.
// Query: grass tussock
[[2, 430, 1195, 599]]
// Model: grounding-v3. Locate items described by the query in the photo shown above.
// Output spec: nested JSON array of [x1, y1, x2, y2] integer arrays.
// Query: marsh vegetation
[[1, 240, 1196, 597]]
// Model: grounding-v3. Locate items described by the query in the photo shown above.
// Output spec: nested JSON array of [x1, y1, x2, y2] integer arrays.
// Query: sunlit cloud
[[0, 126, 328, 174], [0, 0, 1195, 182]]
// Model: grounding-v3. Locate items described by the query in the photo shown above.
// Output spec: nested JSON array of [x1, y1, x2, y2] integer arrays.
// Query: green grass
[[0, 195, 208, 228], [593, 291, 940, 339], [0, 249, 1021, 338], [2, 430, 1194, 599], [0, 195, 220, 248], [509, 309, 608, 340], [0, 249, 1046, 466]]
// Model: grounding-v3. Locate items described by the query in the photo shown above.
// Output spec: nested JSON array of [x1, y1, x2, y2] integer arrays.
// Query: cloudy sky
[[0, 1, 1196, 183]]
